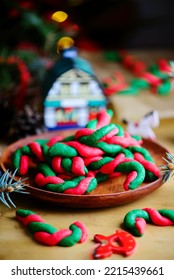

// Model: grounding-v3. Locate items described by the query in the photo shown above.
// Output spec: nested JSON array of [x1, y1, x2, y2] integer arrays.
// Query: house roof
[[42, 50, 102, 98]]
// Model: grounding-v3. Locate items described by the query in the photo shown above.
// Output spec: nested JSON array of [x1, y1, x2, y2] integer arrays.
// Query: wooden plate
[[0, 131, 168, 208]]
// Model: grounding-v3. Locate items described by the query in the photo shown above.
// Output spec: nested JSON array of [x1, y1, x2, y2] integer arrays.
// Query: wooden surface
[[0, 50, 174, 260], [81, 50, 174, 120], [0, 118, 174, 260]]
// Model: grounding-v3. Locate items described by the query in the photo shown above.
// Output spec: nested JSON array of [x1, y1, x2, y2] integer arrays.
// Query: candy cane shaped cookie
[[128, 146, 160, 181], [48, 142, 78, 158], [75, 124, 121, 146], [123, 208, 174, 236], [74, 123, 125, 156], [114, 160, 146, 190], [46, 175, 97, 194], [12, 139, 48, 175], [58, 140, 122, 158], [115, 51, 170, 94], [94, 142, 122, 157], [16, 209, 88, 246], [85, 153, 145, 190], [12, 148, 30, 175], [47, 135, 64, 146], [62, 141, 106, 157], [35, 163, 64, 188], [128, 146, 154, 161], [35, 163, 97, 194], [134, 152, 160, 180], [52, 156, 88, 176], [85, 156, 115, 172], [105, 133, 141, 148], [86, 108, 113, 129]]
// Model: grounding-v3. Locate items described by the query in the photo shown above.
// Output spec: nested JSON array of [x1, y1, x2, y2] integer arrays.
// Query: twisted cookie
[[16, 209, 88, 246], [123, 208, 174, 236], [12, 140, 48, 175], [35, 163, 97, 194]]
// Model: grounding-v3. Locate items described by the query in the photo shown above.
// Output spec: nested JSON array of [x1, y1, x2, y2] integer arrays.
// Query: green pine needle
[[159, 153, 174, 182], [0, 169, 29, 208]]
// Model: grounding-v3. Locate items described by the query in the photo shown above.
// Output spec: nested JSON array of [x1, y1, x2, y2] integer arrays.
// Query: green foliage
[[0, 61, 20, 91], [0, 0, 58, 51]]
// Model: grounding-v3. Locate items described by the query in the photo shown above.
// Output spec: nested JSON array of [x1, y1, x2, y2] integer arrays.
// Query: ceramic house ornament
[[43, 38, 107, 130]]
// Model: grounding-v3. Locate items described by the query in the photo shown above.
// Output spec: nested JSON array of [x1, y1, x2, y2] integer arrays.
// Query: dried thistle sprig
[[159, 153, 174, 182], [0, 169, 29, 208]]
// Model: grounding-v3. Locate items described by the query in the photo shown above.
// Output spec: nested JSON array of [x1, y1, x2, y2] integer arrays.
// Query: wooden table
[[0, 116, 174, 260], [0, 50, 174, 260]]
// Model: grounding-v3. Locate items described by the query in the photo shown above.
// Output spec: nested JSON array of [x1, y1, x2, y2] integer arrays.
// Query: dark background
[[1, 0, 174, 50], [66, 0, 174, 49]]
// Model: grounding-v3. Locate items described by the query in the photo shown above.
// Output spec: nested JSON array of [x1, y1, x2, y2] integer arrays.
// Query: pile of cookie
[[11, 109, 160, 194]]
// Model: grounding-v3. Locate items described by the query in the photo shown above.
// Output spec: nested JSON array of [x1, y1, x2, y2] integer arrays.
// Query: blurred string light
[[51, 10, 79, 54], [57, 37, 74, 52], [51, 10, 79, 37], [51, 11, 68, 23]]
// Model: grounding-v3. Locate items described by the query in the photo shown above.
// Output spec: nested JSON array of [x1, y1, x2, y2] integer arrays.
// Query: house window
[[70, 81, 80, 96]]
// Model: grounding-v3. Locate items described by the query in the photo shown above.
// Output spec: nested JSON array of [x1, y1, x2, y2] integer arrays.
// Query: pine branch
[[159, 153, 174, 183], [0, 169, 29, 208]]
